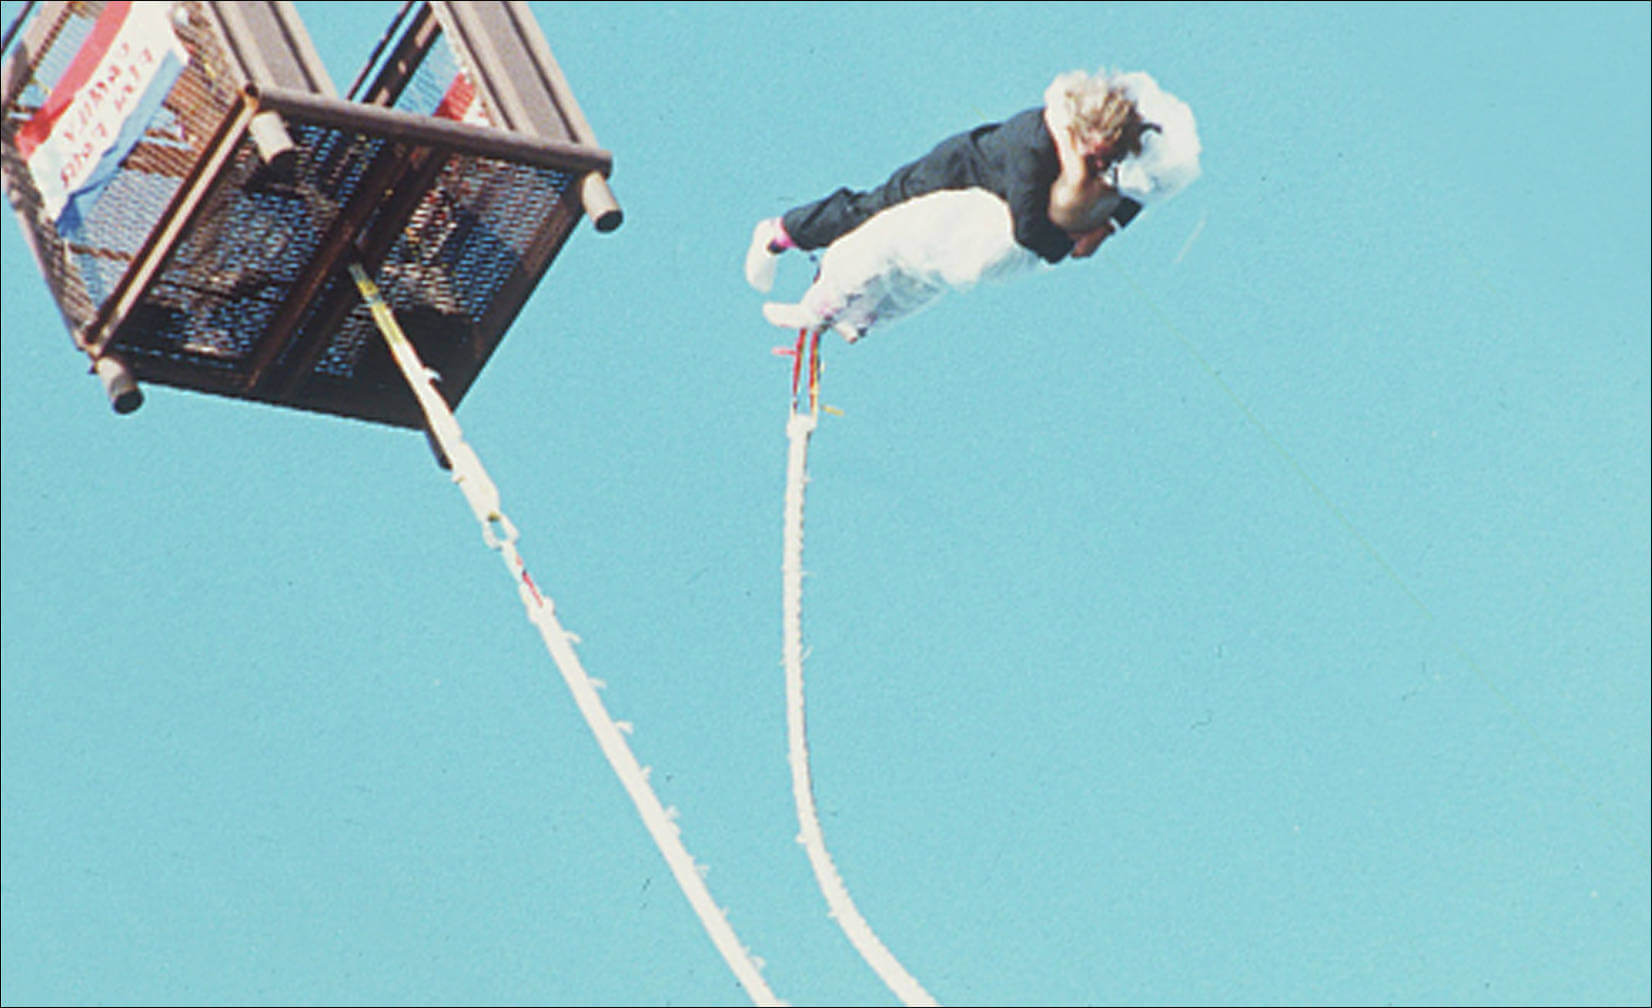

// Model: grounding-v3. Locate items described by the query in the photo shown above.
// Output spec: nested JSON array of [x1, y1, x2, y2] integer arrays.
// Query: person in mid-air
[[744, 68, 1201, 342]]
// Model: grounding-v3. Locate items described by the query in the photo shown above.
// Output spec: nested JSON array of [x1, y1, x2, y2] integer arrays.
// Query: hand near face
[[1047, 109, 1121, 235]]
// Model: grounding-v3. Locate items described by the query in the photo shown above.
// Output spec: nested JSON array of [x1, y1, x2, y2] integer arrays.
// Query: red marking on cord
[[521, 569, 546, 607]]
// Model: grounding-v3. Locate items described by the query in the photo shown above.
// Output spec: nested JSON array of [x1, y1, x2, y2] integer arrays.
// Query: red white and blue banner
[[16, 2, 189, 235]]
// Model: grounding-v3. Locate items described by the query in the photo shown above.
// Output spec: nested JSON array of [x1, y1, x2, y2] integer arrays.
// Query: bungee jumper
[[745, 68, 1202, 342]]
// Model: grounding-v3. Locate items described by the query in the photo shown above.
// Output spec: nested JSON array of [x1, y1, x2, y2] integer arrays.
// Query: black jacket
[[781, 107, 1140, 265]]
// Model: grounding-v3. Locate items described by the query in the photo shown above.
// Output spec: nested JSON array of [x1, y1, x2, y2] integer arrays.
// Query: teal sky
[[3, 3, 1648, 1005]]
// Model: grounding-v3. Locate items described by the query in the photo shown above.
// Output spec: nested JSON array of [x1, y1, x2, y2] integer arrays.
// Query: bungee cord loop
[[779, 327, 939, 1007], [348, 263, 783, 1007]]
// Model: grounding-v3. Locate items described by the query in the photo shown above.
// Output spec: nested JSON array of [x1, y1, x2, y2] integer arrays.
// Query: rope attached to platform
[[349, 263, 782, 1006], [780, 328, 939, 1007]]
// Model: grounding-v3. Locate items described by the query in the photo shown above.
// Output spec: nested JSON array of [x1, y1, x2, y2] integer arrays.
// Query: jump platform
[[2, 1, 620, 427]]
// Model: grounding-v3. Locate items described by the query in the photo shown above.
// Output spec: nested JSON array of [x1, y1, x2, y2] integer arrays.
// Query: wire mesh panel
[[2, 1, 617, 427], [353, 1, 621, 235], [98, 91, 600, 426]]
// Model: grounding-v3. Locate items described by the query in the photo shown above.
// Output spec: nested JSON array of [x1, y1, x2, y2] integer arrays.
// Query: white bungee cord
[[781, 329, 939, 1007]]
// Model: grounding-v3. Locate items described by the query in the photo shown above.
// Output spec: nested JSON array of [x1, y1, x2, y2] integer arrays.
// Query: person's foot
[[762, 301, 818, 330], [744, 218, 790, 292]]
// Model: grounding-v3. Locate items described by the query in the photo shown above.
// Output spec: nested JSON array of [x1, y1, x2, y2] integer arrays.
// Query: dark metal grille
[[115, 129, 337, 381], [97, 107, 581, 426], [315, 154, 573, 379]]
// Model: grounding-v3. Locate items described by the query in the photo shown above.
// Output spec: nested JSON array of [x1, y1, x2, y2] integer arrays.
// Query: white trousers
[[794, 188, 1042, 337]]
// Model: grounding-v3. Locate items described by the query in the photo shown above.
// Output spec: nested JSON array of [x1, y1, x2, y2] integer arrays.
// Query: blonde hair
[[1045, 69, 1156, 166]]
